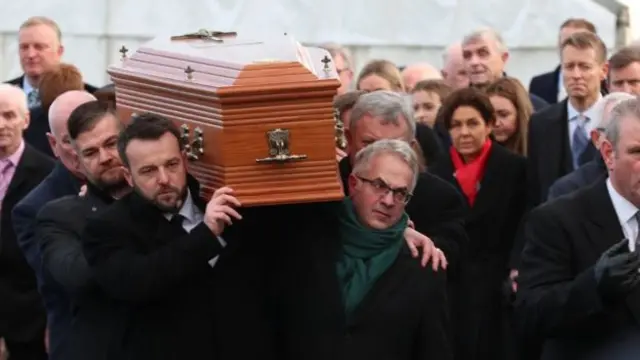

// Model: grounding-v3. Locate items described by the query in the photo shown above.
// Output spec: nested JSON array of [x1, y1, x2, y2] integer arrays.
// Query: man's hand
[[336, 147, 347, 162], [404, 227, 448, 271], [594, 239, 640, 300], [509, 269, 518, 293], [203, 187, 242, 237]]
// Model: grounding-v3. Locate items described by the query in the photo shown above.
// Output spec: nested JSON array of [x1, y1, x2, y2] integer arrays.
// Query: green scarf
[[336, 197, 408, 318]]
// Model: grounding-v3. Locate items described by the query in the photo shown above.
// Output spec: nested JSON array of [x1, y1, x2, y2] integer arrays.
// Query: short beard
[[134, 184, 188, 213]]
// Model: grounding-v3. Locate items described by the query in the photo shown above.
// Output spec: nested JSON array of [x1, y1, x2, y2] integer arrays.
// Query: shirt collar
[[22, 76, 36, 94], [567, 95, 602, 123], [607, 178, 639, 226], [1, 140, 25, 166], [165, 189, 196, 222]]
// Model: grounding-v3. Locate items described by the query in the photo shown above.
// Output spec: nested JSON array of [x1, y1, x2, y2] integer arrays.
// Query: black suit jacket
[[279, 201, 452, 360], [515, 178, 640, 359], [35, 183, 116, 360], [526, 99, 597, 207], [81, 178, 281, 360], [6, 75, 98, 94], [339, 158, 468, 277], [547, 156, 607, 201], [24, 106, 54, 158], [0, 144, 54, 341], [430, 143, 527, 360], [529, 67, 562, 105]]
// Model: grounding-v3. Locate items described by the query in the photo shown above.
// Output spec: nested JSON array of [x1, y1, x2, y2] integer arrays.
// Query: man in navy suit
[[548, 92, 636, 200], [12, 91, 95, 360], [529, 18, 602, 104], [461, 28, 549, 112]]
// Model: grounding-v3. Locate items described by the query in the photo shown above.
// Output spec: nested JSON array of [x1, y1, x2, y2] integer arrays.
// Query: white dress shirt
[[567, 96, 601, 150], [606, 178, 640, 251], [165, 190, 226, 267]]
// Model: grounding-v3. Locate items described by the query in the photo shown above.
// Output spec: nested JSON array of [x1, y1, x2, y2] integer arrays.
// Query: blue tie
[[27, 90, 40, 109], [572, 115, 589, 169]]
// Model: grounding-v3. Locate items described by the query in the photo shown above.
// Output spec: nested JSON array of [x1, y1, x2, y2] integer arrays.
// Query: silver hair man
[[594, 92, 638, 131], [462, 27, 508, 54], [604, 98, 640, 151], [0, 84, 29, 118], [352, 138, 420, 192], [349, 91, 416, 138]]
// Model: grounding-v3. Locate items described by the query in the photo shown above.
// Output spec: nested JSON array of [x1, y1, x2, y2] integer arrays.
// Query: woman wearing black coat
[[429, 88, 527, 360]]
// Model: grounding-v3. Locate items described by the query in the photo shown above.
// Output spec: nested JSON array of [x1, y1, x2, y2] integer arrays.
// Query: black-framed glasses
[[356, 176, 413, 204]]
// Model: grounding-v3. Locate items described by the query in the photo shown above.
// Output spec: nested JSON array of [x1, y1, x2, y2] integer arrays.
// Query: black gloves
[[594, 239, 640, 301]]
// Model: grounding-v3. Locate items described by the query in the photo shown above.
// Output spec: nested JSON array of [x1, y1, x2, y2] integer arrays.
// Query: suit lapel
[[581, 180, 640, 323], [5, 145, 41, 200], [582, 179, 625, 254], [540, 101, 573, 181]]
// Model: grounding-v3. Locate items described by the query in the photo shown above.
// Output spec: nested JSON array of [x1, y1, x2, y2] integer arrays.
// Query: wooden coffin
[[107, 31, 344, 206]]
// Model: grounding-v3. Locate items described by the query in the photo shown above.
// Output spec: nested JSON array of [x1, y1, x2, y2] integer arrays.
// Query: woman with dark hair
[[429, 87, 527, 360]]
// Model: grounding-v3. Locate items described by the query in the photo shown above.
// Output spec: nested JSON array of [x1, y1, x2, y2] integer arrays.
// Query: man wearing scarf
[[281, 139, 451, 360]]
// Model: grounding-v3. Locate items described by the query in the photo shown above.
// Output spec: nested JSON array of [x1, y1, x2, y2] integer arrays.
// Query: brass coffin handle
[[255, 128, 308, 163], [180, 124, 205, 161]]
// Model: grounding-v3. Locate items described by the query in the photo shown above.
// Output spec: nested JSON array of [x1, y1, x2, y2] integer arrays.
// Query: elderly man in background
[[461, 28, 548, 111], [0, 84, 54, 360], [401, 63, 442, 92], [12, 90, 95, 360], [441, 42, 469, 89], [547, 92, 637, 200], [339, 90, 467, 276]]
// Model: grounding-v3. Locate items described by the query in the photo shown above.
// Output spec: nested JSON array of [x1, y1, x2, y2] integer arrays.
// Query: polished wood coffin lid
[[107, 31, 344, 206]]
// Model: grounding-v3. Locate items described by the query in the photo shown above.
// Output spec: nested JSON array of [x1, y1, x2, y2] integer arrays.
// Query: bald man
[[0, 84, 54, 360], [442, 43, 469, 89], [401, 63, 442, 92], [12, 90, 95, 360]]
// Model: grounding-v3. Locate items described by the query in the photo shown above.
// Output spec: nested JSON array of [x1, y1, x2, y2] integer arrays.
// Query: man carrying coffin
[[516, 97, 640, 359], [33, 100, 129, 360], [78, 112, 439, 360], [280, 139, 452, 360], [338, 90, 468, 274]]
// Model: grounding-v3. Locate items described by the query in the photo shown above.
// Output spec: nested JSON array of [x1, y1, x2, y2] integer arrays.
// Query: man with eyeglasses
[[338, 90, 468, 278], [547, 92, 637, 200], [280, 139, 451, 359]]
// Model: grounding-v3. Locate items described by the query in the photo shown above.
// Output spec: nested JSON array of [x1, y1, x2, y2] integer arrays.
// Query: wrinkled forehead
[[365, 153, 413, 187], [0, 98, 25, 116]]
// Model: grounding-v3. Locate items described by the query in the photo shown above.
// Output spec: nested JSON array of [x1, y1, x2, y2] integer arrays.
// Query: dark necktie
[[169, 214, 186, 235], [572, 115, 589, 169]]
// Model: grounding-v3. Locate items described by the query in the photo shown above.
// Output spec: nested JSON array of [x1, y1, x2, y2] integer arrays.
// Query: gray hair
[[352, 139, 420, 192], [604, 98, 640, 150], [349, 90, 416, 139], [595, 92, 637, 130], [0, 84, 28, 118], [462, 27, 508, 54]]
